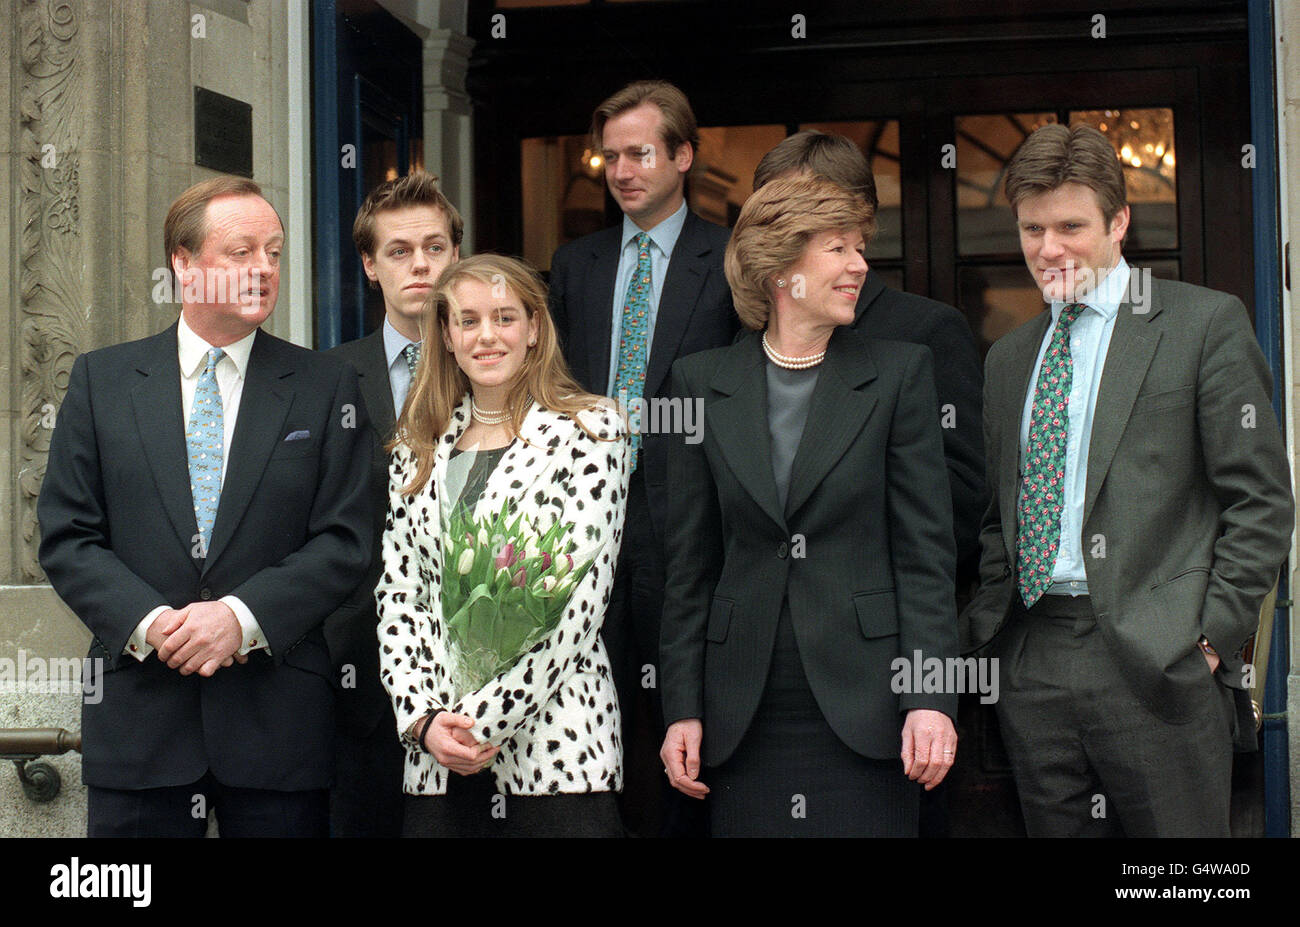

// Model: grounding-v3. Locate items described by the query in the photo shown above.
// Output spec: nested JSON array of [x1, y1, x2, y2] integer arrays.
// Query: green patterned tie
[[1017, 303, 1085, 607], [613, 232, 652, 469]]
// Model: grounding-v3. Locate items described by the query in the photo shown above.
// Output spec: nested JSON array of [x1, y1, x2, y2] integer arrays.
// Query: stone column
[[423, 27, 475, 250]]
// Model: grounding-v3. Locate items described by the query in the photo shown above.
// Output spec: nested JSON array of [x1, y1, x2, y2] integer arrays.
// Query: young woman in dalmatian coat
[[376, 254, 630, 837]]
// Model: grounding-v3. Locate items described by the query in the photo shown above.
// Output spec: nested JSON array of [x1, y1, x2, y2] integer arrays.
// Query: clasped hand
[[416, 712, 499, 776], [148, 602, 247, 677]]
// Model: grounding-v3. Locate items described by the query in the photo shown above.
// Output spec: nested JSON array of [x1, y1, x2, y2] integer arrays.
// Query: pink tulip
[[494, 543, 515, 570], [512, 567, 527, 588], [540, 551, 552, 570]]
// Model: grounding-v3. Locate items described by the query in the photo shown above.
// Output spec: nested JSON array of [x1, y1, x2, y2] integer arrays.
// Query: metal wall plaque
[[194, 86, 253, 178]]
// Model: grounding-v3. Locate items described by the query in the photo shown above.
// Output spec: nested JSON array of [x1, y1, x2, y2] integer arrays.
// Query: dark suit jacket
[[548, 209, 739, 540], [325, 329, 396, 736], [660, 328, 958, 766], [852, 271, 985, 575], [37, 324, 372, 791], [962, 275, 1293, 727]]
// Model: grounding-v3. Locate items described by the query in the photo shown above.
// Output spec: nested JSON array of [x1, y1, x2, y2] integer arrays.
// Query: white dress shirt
[[125, 314, 269, 661]]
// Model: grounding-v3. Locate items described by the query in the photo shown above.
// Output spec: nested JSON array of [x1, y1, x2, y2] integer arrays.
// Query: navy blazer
[[660, 328, 958, 766], [851, 270, 986, 577], [38, 324, 372, 791], [548, 209, 738, 539]]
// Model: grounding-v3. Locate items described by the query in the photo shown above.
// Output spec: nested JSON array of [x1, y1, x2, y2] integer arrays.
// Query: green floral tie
[[1017, 303, 1085, 607], [613, 232, 652, 469]]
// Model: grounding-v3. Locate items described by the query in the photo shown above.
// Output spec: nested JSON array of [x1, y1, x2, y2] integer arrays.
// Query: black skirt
[[706, 602, 920, 837], [402, 771, 623, 838]]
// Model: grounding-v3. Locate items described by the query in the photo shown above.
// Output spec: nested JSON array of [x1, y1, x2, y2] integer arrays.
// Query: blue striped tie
[[187, 348, 224, 556]]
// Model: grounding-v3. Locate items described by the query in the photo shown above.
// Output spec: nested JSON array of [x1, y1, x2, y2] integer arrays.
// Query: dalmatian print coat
[[376, 396, 630, 795]]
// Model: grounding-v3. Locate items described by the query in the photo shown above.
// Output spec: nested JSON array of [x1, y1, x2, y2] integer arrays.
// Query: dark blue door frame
[[312, 0, 343, 351], [1247, 0, 1290, 838], [312, 0, 423, 350]]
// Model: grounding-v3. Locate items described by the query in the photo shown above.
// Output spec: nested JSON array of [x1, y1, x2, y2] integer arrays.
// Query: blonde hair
[[392, 254, 608, 494], [591, 79, 699, 159], [725, 175, 874, 330]]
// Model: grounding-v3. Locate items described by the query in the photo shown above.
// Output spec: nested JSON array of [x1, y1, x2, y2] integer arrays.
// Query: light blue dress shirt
[[1018, 258, 1131, 595], [606, 199, 689, 392], [382, 316, 419, 414]]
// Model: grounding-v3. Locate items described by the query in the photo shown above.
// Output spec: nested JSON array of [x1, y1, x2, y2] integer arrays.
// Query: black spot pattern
[[373, 402, 630, 796]]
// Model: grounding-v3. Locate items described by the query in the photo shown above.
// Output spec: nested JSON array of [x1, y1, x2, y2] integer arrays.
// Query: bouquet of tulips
[[440, 501, 594, 700]]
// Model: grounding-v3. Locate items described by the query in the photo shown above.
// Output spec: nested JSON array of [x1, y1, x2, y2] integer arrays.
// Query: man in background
[[549, 80, 738, 836], [327, 171, 463, 836]]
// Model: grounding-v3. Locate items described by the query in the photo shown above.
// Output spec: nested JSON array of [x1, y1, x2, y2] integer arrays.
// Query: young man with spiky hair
[[326, 171, 462, 836]]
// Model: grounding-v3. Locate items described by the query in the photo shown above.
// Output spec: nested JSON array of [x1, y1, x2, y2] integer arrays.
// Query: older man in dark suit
[[38, 176, 372, 836], [963, 124, 1293, 836], [548, 80, 738, 836], [325, 171, 462, 836]]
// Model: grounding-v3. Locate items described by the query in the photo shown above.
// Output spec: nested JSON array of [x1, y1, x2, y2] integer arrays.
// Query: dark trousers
[[604, 473, 706, 837], [994, 594, 1234, 837], [88, 771, 329, 837], [330, 718, 406, 837]]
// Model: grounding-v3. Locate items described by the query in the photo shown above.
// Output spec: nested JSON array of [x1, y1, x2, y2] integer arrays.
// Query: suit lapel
[[644, 212, 715, 401], [203, 331, 293, 571], [1083, 280, 1163, 526], [999, 311, 1054, 560], [707, 334, 786, 531], [783, 327, 878, 519], [131, 324, 202, 565], [355, 329, 397, 441], [583, 229, 621, 396]]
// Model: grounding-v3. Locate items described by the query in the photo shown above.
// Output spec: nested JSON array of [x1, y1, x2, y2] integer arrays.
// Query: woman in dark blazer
[[659, 175, 959, 836]]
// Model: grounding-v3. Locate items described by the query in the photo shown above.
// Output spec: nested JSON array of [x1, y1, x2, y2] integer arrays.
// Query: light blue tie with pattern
[[403, 341, 421, 377], [613, 232, 652, 469], [187, 347, 224, 557]]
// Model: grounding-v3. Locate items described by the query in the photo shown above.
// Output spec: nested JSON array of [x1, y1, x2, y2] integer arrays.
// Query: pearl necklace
[[471, 397, 511, 425], [762, 331, 826, 370]]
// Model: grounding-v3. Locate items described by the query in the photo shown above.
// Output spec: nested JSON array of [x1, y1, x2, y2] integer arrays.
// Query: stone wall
[[0, 0, 298, 837]]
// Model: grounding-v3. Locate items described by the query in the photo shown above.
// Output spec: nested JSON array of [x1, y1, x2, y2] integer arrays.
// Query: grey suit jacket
[[962, 273, 1293, 727]]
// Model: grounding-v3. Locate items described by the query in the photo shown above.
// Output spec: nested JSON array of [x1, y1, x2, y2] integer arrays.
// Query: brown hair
[[725, 175, 874, 330], [1004, 124, 1127, 223], [753, 130, 878, 213], [352, 170, 464, 259], [164, 175, 266, 288], [591, 80, 700, 159], [392, 254, 609, 494]]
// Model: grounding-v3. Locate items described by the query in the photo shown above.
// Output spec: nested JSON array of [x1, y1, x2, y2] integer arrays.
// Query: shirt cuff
[[222, 595, 271, 656], [125, 606, 170, 661]]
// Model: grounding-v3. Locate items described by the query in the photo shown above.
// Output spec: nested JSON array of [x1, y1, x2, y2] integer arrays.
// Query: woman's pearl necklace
[[471, 397, 511, 425], [762, 331, 826, 369]]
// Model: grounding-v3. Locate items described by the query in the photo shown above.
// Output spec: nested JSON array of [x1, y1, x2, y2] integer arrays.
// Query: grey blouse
[[766, 362, 821, 510]]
